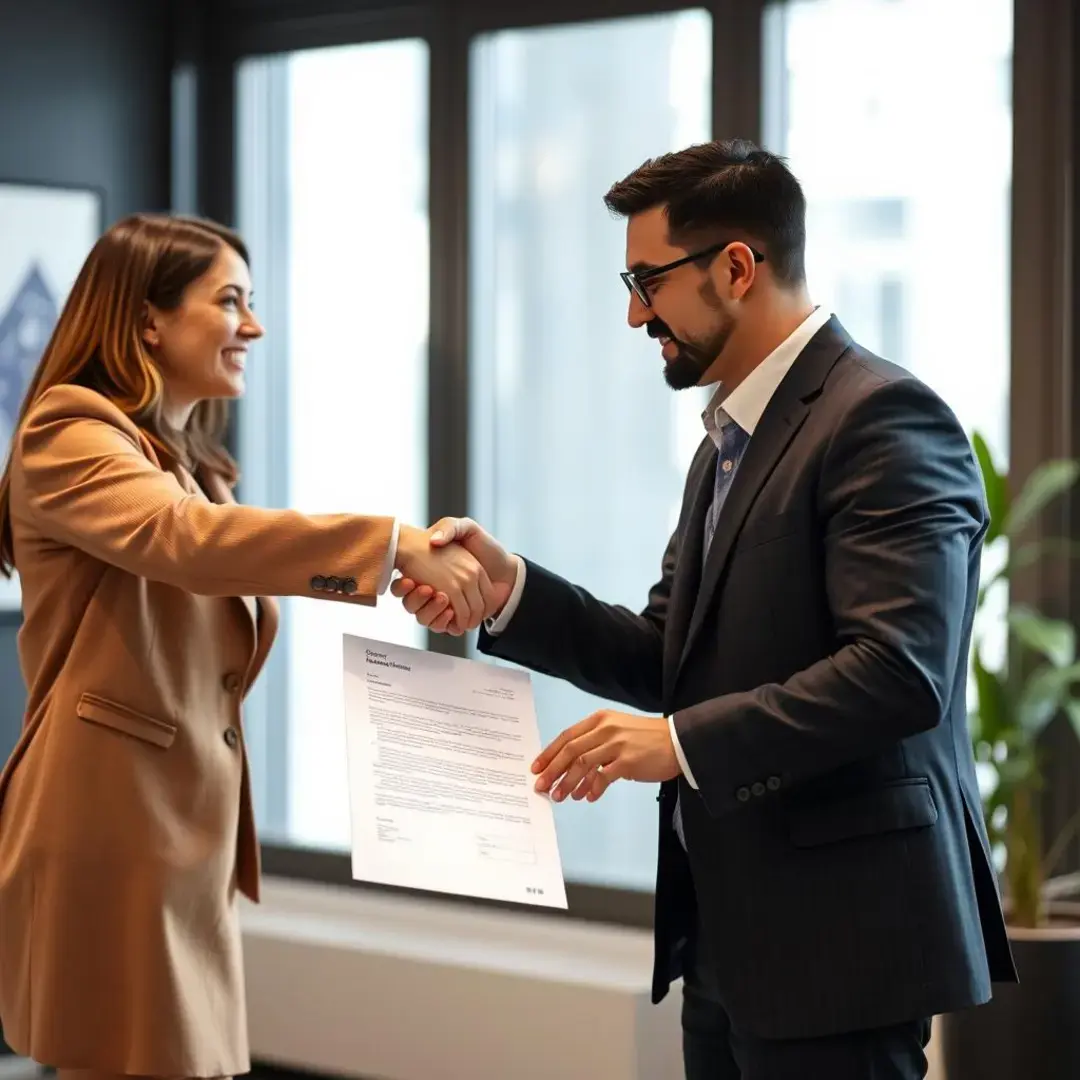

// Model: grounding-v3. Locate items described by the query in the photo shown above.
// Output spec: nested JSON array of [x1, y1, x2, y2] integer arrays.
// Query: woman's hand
[[392, 518, 516, 635], [393, 523, 497, 632]]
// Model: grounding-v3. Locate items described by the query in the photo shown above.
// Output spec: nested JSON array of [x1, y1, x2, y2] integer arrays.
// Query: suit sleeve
[[15, 387, 394, 603], [476, 532, 676, 715], [673, 377, 988, 817]]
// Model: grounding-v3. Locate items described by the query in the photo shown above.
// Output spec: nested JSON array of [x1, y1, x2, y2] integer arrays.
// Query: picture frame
[[0, 179, 105, 614]]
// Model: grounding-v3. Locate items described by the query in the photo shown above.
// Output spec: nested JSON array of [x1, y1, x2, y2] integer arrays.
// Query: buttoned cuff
[[377, 518, 400, 595], [668, 714, 699, 789], [485, 555, 527, 635]]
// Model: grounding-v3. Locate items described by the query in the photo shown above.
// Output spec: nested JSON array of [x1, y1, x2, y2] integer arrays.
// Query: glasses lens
[[622, 274, 648, 307]]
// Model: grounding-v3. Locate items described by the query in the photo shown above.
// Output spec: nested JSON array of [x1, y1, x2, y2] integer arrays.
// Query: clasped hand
[[393, 518, 515, 634]]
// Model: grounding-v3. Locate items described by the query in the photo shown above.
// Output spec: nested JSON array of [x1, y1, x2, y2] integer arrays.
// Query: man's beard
[[649, 316, 734, 391]]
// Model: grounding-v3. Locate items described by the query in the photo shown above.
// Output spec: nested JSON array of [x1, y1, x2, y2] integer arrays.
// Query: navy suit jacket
[[479, 317, 1018, 1040]]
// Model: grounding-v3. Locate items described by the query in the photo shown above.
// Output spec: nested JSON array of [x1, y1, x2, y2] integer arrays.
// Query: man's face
[[623, 206, 737, 391]]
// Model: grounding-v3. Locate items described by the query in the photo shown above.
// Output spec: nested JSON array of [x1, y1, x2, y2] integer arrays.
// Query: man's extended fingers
[[532, 712, 603, 775], [535, 728, 607, 795], [586, 766, 617, 802], [569, 768, 601, 801], [390, 577, 417, 598]]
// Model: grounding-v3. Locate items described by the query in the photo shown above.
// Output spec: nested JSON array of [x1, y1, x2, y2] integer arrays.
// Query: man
[[393, 139, 1017, 1079]]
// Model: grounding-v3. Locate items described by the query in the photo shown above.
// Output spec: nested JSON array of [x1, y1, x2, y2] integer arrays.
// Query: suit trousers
[[681, 931, 933, 1080]]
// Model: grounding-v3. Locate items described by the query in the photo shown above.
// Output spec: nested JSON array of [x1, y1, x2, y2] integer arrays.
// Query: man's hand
[[392, 517, 516, 635], [394, 523, 499, 632], [531, 711, 680, 802]]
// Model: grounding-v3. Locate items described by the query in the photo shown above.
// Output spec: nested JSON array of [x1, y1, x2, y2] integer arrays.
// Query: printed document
[[342, 634, 567, 909]]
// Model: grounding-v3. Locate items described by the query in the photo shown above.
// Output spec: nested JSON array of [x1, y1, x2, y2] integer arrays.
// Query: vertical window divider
[[426, 5, 473, 660]]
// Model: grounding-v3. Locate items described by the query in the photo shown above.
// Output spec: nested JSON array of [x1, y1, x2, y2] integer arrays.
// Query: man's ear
[[724, 242, 758, 302], [142, 302, 161, 349]]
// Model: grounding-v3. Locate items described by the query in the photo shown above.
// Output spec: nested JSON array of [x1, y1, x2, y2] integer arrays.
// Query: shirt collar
[[703, 306, 832, 444]]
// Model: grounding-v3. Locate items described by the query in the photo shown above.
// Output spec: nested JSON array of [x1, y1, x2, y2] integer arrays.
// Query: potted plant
[[939, 432, 1080, 1078]]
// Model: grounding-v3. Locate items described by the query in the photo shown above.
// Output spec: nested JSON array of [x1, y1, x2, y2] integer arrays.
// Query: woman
[[0, 213, 493, 1080]]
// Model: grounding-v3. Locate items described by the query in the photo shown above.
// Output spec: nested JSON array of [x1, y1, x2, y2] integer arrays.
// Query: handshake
[[391, 517, 516, 635]]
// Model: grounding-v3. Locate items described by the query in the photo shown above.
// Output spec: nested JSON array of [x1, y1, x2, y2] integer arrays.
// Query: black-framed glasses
[[620, 241, 765, 308]]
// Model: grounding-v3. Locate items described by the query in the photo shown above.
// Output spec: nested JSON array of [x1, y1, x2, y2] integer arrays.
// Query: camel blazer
[[0, 384, 395, 1077]]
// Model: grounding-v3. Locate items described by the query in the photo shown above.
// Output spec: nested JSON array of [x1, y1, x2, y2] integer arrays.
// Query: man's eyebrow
[[628, 260, 658, 275]]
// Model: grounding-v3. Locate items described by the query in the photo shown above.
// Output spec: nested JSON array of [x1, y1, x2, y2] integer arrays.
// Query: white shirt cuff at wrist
[[668, 714, 699, 789], [484, 555, 526, 635], [376, 519, 400, 595]]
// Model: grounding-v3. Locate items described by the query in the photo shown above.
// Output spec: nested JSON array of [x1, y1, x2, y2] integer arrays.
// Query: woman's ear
[[142, 302, 160, 350]]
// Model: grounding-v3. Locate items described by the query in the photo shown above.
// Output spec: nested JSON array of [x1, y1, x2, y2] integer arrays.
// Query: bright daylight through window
[[233, 0, 1012, 894]]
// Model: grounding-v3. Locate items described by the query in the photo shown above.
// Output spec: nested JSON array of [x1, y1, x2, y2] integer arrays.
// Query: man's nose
[[627, 292, 651, 329]]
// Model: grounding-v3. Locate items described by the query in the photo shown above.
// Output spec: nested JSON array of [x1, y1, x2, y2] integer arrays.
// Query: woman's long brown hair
[[0, 212, 248, 577]]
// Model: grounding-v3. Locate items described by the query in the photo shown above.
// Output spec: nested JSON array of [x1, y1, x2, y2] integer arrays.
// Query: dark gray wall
[[0, 0, 173, 757]]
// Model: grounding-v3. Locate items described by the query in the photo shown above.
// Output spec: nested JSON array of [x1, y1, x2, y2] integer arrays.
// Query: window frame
[[171, 0, 1073, 924]]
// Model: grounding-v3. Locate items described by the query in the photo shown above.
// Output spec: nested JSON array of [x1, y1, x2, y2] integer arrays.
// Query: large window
[[236, 40, 430, 849], [231, 0, 1019, 904], [468, 9, 713, 890], [763, 0, 1013, 671], [764, 0, 1012, 469]]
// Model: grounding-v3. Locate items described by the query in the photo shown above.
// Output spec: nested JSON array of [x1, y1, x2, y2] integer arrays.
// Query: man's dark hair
[[603, 138, 806, 286]]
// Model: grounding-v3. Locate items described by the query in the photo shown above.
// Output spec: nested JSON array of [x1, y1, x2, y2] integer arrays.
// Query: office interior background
[[0, 0, 1078, 1076]]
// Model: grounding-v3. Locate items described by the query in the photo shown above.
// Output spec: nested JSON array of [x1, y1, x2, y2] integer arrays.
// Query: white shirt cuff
[[377, 518, 400, 595], [668, 714, 699, 789], [484, 555, 526, 635]]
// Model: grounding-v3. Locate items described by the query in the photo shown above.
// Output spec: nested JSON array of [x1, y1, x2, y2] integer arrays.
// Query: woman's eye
[[221, 296, 239, 308]]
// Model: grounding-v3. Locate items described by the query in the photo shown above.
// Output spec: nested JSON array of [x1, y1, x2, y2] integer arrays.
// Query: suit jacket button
[[736, 786, 751, 802], [751, 781, 765, 797], [767, 776, 781, 791], [222, 672, 242, 693], [310, 575, 326, 591], [342, 577, 358, 594], [325, 575, 341, 592]]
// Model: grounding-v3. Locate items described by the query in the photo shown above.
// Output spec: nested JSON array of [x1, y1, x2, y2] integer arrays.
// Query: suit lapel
[[676, 317, 853, 680]]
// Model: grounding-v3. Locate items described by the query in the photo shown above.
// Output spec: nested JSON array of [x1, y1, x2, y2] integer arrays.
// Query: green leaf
[[977, 539, 1080, 609], [1009, 607, 1076, 667], [1067, 700, 1080, 745], [1016, 661, 1080, 736], [1005, 460, 1080, 538], [972, 431, 1007, 545], [972, 648, 1010, 742]]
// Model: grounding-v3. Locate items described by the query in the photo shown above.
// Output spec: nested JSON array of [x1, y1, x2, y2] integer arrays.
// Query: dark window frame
[[169, 0, 1076, 924]]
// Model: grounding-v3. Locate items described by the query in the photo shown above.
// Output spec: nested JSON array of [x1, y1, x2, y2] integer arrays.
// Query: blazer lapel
[[677, 317, 853, 679]]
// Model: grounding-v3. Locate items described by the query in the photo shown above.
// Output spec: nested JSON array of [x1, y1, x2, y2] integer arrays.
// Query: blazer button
[[325, 575, 341, 592], [310, 575, 326, 591], [767, 776, 781, 791], [222, 672, 242, 693], [736, 786, 751, 802], [751, 781, 765, 797], [223, 726, 239, 749], [342, 577, 358, 594]]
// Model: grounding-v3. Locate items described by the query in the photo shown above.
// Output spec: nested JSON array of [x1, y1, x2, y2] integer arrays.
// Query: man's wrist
[[485, 555, 526, 635], [668, 714, 699, 789]]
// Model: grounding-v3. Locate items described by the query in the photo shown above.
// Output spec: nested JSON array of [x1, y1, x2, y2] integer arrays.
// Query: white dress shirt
[[485, 306, 832, 789]]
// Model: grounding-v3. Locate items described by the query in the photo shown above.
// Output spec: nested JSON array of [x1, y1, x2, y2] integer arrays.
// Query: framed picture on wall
[[0, 180, 104, 613]]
